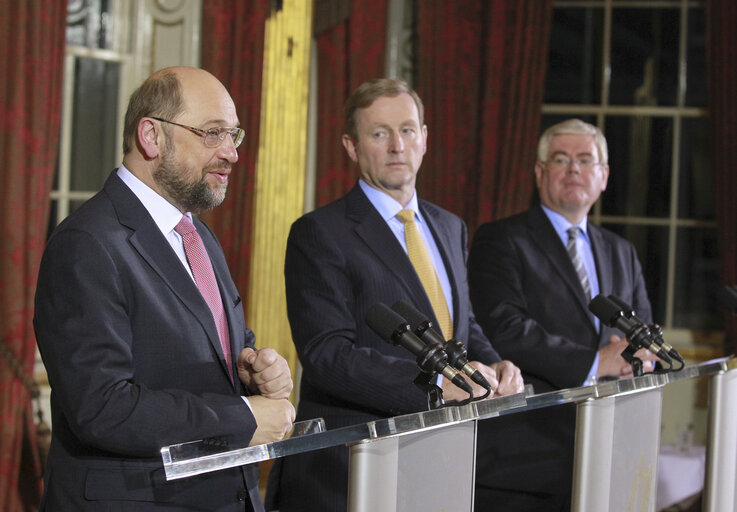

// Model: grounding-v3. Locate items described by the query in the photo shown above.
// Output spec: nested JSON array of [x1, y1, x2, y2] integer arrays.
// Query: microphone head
[[607, 295, 635, 318], [366, 303, 410, 345], [391, 300, 431, 331], [588, 294, 624, 327]]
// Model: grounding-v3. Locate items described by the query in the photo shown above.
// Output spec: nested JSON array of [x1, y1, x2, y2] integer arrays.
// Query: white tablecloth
[[656, 444, 705, 511]]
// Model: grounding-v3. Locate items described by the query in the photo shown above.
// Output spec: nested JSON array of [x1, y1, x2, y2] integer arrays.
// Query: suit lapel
[[104, 172, 233, 382], [528, 206, 597, 331], [346, 185, 436, 315], [589, 224, 613, 299], [420, 201, 460, 329], [196, 219, 242, 386], [588, 224, 615, 345]]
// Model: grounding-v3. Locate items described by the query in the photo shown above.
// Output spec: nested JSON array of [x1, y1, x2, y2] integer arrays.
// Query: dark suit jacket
[[267, 184, 500, 512], [34, 171, 263, 511], [467, 204, 651, 501]]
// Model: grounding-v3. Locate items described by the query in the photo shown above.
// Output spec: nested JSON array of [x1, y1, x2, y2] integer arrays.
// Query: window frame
[[543, 0, 717, 346]]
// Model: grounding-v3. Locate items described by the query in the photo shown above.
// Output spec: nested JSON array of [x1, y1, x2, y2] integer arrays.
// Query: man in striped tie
[[468, 119, 658, 511]]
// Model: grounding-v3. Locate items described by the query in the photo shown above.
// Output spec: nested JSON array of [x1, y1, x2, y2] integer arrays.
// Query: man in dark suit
[[267, 78, 523, 512], [33, 67, 295, 511], [468, 118, 657, 511]]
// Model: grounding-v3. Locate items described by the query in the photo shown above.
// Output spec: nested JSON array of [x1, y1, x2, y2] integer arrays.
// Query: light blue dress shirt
[[540, 204, 601, 383]]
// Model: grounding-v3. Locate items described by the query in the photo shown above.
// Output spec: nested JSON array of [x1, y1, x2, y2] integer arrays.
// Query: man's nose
[[217, 134, 239, 163], [388, 132, 404, 152]]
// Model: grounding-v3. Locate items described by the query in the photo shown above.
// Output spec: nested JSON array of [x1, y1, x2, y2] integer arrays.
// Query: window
[[543, 0, 719, 344], [36, 0, 202, 429], [51, 0, 132, 233], [50, 0, 202, 232]]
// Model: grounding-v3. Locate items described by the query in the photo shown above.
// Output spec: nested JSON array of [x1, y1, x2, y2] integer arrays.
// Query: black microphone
[[589, 295, 673, 365], [366, 303, 473, 395], [391, 300, 491, 390], [607, 295, 684, 364]]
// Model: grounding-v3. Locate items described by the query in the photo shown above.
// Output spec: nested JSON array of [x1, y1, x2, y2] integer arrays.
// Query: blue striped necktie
[[567, 227, 591, 301]]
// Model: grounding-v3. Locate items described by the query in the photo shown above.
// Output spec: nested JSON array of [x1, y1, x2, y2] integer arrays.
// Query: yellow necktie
[[396, 209, 453, 339]]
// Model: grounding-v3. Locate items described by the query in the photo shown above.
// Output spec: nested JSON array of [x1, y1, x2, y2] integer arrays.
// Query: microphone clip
[[620, 344, 645, 377]]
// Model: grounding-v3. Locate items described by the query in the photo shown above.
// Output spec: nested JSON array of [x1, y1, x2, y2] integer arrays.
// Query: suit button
[[237, 489, 248, 501]]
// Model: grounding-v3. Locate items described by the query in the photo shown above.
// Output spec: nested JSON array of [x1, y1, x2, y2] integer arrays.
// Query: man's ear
[[600, 164, 610, 192], [138, 118, 162, 159], [341, 134, 358, 163], [534, 161, 544, 188]]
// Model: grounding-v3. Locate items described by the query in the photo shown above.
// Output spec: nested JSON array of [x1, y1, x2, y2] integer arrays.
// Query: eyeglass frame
[[542, 154, 606, 170], [151, 116, 245, 149]]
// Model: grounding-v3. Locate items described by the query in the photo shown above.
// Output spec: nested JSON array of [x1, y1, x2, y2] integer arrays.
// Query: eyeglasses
[[151, 117, 245, 149], [544, 155, 604, 170]]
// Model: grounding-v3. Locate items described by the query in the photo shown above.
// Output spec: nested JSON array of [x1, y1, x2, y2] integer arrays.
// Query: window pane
[[685, 8, 707, 107], [601, 116, 673, 218], [545, 7, 604, 104], [540, 114, 598, 134], [610, 8, 680, 106], [600, 223, 668, 325], [678, 118, 712, 220], [70, 58, 120, 192], [673, 227, 722, 330], [70, 200, 89, 216], [47, 201, 59, 240], [66, 0, 114, 49]]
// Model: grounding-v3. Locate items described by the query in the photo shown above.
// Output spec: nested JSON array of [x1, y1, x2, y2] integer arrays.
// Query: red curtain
[[706, 0, 737, 354], [416, 0, 553, 235], [200, 1, 269, 314], [0, 1, 67, 510], [314, 0, 389, 207]]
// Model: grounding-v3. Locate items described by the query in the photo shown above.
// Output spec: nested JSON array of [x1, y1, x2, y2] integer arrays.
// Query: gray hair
[[537, 119, 608, 164]]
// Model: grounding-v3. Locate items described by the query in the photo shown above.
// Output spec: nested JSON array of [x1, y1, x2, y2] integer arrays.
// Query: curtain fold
[[200, 1, 269, 316], [416, 0, 553, 235], [706, 0, 737, 354], [314, 0, 389, 207], [0, 1, 67, 510]]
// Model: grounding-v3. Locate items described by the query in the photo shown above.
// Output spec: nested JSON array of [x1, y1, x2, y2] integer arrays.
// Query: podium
[[571, 374, 666, 511], [703, 357, 737, 511], [160, 357, 736, 512]]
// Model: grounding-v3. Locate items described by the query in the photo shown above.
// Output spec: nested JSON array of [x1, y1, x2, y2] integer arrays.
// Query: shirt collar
[[117, 164, 190, 234], [541, 203, 589, 244], [359, 179, 423, 224]]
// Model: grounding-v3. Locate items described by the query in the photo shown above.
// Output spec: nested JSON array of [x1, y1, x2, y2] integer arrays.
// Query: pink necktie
[[175, 215, 232, 379]]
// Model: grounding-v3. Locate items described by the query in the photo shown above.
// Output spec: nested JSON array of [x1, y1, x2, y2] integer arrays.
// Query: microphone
[[607, 295, 684, 364], [589, 295, 672, 365], [391, 300, 491, 390], [366, 303, 473, 395]]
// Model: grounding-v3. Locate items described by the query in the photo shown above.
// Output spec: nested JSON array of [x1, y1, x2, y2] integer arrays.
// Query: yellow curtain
[[248, 0, 313, 402]]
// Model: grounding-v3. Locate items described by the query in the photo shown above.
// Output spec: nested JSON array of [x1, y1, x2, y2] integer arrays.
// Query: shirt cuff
[[584, 352, 600, 386], [240, 395, 253, 412]]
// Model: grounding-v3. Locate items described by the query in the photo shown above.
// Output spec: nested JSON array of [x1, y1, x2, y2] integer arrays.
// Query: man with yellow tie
[[266, 78, 522, 512]]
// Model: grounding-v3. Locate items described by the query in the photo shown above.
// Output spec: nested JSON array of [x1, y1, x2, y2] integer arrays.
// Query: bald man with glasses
[[34, 67, 294, 512], [467, 119, 657, 511]]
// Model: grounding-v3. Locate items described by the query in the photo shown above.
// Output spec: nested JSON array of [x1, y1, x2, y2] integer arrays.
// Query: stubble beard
[[154, 140, 227, 214]]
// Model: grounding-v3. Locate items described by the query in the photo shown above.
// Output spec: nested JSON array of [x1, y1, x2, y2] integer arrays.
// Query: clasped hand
[[597, 334, 659, 378], [237, 348, 295, 446], [441, 360, 524, 402]]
